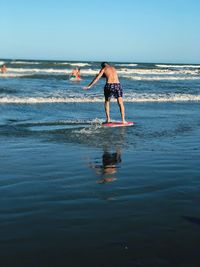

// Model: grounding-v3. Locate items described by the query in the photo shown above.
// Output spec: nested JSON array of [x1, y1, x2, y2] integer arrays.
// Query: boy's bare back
[[103, 66, 119, 83]]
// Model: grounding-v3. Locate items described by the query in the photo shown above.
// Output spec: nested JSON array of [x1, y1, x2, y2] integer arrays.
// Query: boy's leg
[[104, 98, 111, 123], [117, 97, 126, 123]]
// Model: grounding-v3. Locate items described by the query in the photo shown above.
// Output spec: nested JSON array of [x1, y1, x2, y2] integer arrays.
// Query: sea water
[[0, 59, 200, 267]]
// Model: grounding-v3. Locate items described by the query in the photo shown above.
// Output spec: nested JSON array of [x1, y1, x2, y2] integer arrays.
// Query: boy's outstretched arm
[[83, 68, 105, 90]]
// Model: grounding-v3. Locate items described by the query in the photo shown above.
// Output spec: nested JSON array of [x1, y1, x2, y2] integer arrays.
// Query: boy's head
[[101, 62, 109, 68]]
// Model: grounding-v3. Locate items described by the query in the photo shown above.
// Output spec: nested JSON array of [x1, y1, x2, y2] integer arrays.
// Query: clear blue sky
[[0, 0, 200, 63]]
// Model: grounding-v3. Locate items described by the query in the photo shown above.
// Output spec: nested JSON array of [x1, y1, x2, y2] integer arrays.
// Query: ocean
[[0, 59, 200, 267]]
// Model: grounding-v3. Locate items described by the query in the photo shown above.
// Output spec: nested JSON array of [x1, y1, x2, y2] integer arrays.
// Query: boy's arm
[[83, 68, 105, 89]]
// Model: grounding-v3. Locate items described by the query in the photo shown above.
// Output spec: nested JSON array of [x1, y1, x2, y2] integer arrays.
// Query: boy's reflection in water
[[88, 127, 126, 183], [91, 148, 122, 184]]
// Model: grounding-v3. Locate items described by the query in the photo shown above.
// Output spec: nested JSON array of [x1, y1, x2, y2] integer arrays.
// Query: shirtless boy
[[83, 62, 126, 123]]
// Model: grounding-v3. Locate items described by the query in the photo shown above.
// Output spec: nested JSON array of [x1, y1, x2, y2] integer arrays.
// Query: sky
[[0, 0, 200, 63]]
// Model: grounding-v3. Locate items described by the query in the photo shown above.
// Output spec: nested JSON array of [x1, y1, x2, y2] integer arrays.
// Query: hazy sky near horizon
[[1, 0, 200, 63]]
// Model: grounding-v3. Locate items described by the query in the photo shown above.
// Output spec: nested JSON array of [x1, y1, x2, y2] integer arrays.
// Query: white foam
[[115, 67, 199, 80], [118, 68, 175, 75], [72, 118, 103, 134], [53, 62, 68, 65], [118, 68, 197, 75], [6, 67, 98, 75], [124, 93, 200, 102], [11, 61, 40, 64], [0, 61, 5, 65], [116, 63, 138, 67], [7, 66, 197, 76], [53, 62, 91, 67], [128, 76, 200, 81], [156, 64, 200, 68], [0, 73, 30, 78], [1, 65, 199, 80], [1, 93, 200, 104], [81, 68, 99, 75], [8, 67, 67, 74], [0, 96, 102, 104], [68, 62, 91, 67]]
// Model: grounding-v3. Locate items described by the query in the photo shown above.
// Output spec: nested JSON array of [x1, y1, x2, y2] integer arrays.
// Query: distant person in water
[[83, 62, 126, 124], [1, 64, 7, 74], [70, 67, 81, 80]]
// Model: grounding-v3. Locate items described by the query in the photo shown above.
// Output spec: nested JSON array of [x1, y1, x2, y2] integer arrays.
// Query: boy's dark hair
[[101, 62, 109, 68]]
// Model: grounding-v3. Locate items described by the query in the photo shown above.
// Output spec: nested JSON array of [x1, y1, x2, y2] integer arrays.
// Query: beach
[[0, 59, 200, 267]]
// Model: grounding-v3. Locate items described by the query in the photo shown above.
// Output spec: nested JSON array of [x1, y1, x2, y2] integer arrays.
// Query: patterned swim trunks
[[104, 83, 123, 99]]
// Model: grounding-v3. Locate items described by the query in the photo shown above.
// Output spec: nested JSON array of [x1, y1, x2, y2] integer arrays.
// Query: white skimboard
[[102, 121, 135, 127]]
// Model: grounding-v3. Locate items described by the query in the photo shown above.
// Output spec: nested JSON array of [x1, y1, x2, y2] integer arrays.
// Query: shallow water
[[0, 60, 200, 266]]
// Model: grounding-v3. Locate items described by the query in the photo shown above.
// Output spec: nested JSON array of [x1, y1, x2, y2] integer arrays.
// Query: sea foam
[[1, 93, 200, 104]]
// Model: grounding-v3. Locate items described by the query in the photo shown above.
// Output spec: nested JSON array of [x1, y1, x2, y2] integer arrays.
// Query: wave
[[3, 67, 99, 76], [156, 64, 200, 69], [0, 96, 102, 104], [117, 68, 199, 80], [128, 76, 200, 81], [53, 62, 91, 67], [116, 63, 138, 67], [0, 61, 5, 65], [6, 67, 199, 75], [0, 73, 31, 78], [118, 68, 198, 74], [1, 66, 199, 80], [125, 93, 200, 102], [1, 93, 200, 104], [8, 67, 68, 74], [8, 61, 91, 68], [10, 61, 40, 65], [1, 74, 199, 81], [118, 68, 177, 75], [67, 62, 91, 67]]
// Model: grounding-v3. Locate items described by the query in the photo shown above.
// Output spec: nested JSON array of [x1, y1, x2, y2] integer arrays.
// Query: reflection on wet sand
[[94, 148, 122, 184], [88, 127, 127, 183]]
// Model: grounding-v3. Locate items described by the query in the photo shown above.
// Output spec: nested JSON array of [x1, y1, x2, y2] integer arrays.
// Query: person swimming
[[70, 67, 81, 80], [1, 64, 7, 74]]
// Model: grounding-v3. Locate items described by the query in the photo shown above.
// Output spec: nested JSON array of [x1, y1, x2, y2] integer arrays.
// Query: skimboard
[[102, 121, 135, 127]]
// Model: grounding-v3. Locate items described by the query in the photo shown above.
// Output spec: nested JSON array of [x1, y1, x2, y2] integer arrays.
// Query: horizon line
[[0, 57, 199, 65]]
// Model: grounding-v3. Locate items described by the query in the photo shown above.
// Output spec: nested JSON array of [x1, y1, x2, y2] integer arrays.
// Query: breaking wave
[[116, 63, 138, 67], [156, 64, 200, 69], [1, 66, 199, 80], [1, 93, 200, 104], [10, 61, 40, 65]]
